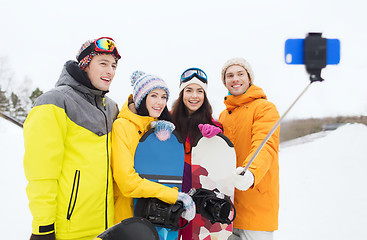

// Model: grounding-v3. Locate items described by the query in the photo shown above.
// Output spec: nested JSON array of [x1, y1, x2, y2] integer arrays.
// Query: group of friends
[[23, 37, 280, 240]]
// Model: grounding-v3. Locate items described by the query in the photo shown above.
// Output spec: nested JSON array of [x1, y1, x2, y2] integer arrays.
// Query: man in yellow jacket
[[219, 57, 280, 240], [23, 37, 121, 240]]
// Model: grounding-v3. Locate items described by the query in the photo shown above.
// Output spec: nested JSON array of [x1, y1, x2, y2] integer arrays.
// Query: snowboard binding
[[189, 188, 236, 224], [134, 198, 189, 231]]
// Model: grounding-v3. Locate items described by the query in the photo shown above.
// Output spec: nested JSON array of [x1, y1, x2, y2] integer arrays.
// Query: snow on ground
[[276, 123, 367, 239], [0, 117, 31, 238], [1, 117, 366, 239]]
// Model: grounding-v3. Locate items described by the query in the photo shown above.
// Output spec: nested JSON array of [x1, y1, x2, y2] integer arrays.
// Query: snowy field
[[1, 117, 366, 239]]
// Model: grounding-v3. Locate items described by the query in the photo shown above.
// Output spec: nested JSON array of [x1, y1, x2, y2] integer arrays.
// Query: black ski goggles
[[77, 37, 121, 62], [180, 68, 208, 83]]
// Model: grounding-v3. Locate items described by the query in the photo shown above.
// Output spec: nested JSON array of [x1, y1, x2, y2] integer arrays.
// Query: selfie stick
[[241, 82, 312, 174], [241, 32, 329, 175]]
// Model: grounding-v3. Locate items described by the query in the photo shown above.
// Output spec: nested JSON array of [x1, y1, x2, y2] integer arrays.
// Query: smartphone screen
[[285, 38, 340, 65]]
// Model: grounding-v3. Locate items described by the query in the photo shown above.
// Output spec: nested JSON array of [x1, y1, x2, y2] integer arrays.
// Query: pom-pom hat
[[130, 70, 170, 108], [221, 57, 254, 85]]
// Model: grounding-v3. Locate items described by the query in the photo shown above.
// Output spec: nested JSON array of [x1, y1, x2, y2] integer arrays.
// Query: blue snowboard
[[134, 128, 185, 240]]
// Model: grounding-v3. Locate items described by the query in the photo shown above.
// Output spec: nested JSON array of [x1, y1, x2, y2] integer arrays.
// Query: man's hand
[[231, 167, 254, 191]]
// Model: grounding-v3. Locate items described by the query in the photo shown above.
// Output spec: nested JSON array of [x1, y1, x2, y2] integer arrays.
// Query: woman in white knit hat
[[219, 58, 280, 240], [111, 70, 196, 225], [171, 67, 222, 240]]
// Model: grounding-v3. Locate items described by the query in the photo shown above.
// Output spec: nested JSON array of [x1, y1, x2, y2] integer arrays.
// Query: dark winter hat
[[221, 57, 254, 85], [76, 37, 121, 70], [130, 70, 170, 109]]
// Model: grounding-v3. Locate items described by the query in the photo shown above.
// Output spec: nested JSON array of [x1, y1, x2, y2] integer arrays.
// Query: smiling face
[[182, 83, 205, 115], [84, 54, 117, 91], [145, 88, 168, 118], [224, 65, 250, 96]]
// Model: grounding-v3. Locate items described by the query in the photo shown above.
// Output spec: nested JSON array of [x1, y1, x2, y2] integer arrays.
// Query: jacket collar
[[224, 85, 267, 111], [117, 94, 156, 132], [56, 60, 107, 98]]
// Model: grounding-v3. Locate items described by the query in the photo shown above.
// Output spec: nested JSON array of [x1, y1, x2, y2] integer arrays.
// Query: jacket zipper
[[95, 96, 109, 230], [67, 170, 81, 220]]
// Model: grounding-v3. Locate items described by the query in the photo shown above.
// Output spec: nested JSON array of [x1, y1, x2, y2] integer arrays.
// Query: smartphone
[[285, 38, 340, 65]]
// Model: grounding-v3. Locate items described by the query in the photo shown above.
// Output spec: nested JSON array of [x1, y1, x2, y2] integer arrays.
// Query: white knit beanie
[[179, 77, 207, 93], [221, 57, 254, 85]]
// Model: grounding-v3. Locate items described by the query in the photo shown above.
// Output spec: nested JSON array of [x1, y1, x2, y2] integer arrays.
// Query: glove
[[151, 120, 175, 141], [30, 233, 56, 240], [198, 124, 222, 138], [231, 167, 254, 191], [177, 192, 196, 221]]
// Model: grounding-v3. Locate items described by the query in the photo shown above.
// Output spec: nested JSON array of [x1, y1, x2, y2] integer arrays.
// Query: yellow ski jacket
[[23, 61, 119, 239], [111, 96, 179, 224], [219, 84, 280, 231]]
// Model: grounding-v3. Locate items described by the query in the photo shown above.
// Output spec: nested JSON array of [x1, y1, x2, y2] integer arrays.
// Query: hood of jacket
[[117, 95, 156, 133], [224, 84, 267, 111], [56, 60, 107, 98]]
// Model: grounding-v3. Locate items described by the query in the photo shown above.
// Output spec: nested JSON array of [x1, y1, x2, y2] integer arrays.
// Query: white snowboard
[[191, 133, 236, 240]]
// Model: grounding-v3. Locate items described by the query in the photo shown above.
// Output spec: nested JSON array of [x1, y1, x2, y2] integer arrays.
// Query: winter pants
[[228, 228, 274, 240]]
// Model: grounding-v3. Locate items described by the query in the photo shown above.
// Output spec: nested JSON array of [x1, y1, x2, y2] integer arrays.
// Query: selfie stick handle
[[241, 82, 312, 175]]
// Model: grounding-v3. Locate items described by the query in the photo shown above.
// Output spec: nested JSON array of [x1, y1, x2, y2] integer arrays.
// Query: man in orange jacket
[[219, 57, 280, 240]]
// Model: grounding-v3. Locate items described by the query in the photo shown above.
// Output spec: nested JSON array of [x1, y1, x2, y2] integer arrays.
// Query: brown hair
[[171, 91, 219, 149]]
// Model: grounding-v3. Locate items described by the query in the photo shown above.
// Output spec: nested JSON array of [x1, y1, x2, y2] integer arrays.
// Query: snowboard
[[95, 217, 159, 240], [133, 128, 185, 240], [191, 133, 236, 240]]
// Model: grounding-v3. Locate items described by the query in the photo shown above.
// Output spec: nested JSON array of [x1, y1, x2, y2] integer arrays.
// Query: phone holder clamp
[[304, 32, 327, 82]]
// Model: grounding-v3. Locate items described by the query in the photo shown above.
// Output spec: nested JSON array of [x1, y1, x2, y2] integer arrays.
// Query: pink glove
[[198, 124, 222, 138]]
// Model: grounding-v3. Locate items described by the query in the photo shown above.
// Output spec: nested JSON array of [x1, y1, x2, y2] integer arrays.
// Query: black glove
[[30, 233, 55, 240]]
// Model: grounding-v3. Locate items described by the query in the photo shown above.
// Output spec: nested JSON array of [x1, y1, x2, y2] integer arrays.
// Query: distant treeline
[[280, 115, 367, 142], [0, 56, 43, 123], [0, 86, 43, 123]]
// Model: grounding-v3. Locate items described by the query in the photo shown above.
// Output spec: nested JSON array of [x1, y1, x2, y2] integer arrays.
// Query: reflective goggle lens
[[91, 37, 121, 60], [95, 38, 116, 52], [180, 68, 207, 83]]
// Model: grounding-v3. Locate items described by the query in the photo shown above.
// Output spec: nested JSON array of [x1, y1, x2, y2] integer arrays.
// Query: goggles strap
[[179, 77, 207, 93], [77, 43, 120, 62], [77, 44, 93, 62]]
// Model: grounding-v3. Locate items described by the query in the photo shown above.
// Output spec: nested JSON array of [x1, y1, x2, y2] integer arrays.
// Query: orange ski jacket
[[219, 84, 280, 231]]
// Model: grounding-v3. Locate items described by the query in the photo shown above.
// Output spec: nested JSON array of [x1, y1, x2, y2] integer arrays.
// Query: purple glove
[[198, 124, 222, 138]]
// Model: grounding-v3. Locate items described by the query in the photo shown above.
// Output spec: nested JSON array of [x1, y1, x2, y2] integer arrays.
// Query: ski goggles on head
[[180, 68, 208, 83], [77, 37, 121, 62]]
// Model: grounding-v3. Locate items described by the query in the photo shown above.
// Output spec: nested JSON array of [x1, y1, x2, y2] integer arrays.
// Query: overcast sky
[[1, 0, 366, 119]]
